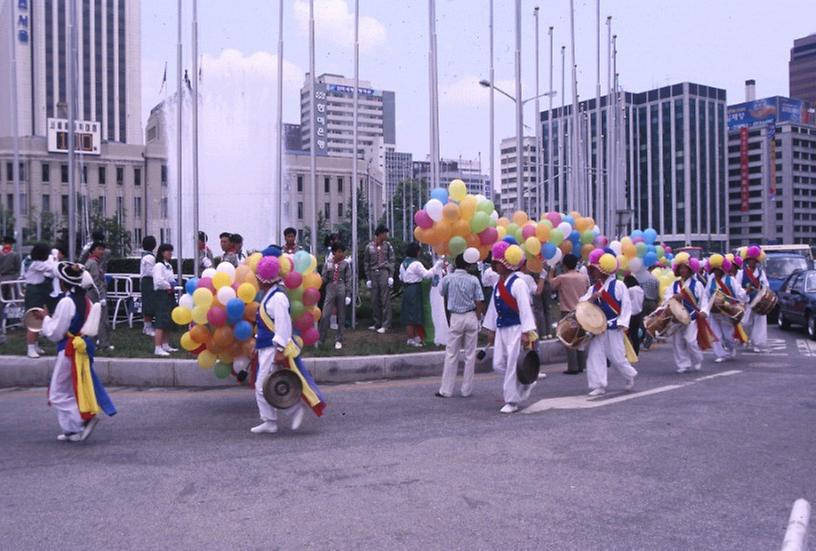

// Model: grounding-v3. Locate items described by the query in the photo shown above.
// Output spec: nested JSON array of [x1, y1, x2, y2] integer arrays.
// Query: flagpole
[[534, 6, 541, 218], [569, 0, 580, 213], [276, 0, 284, 244], [351, 0, 359, 329], [308, 0, 317, 255], [9, 0, 22, 252], [175, 0, 183, 277], [67, 0, 78, 259], [191, 0, 200, 277], [547, 26, 554, 212]]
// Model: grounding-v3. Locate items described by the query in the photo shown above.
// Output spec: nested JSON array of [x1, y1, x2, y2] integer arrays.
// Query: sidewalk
[[0, 340, 567, 388]]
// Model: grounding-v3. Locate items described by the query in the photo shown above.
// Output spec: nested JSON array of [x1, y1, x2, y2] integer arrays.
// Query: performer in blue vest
[[665, 253, 713, 373], [578, 251, 638, 396], [706, 254, 748, 363], [736, 245, 770, 353], [482, 244, 538, 414], [37, 262, 117, 442]]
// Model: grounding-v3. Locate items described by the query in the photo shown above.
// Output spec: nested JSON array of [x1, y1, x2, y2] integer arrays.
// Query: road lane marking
[[521, 369, 743, 414], [796, 339, 816, 358]]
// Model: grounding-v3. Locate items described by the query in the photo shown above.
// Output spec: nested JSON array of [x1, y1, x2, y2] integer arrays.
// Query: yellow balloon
[[193, 287, 213, 308], [448, 179, 468, 202], [497, 217, 510, 228], [191, 305, 209, 325], [180, 331, 197, 351], [237, 282, 257, 304], [171, 306, 193, 326], [212, 271, 231, 290], [279, 255, 293, 276], [599, 253, 618, 274], [496, 226, 507, 239], [304, 272, 322, 290], [459, 195, 477, 220], [304, 255, 318, 275], [619, 256, 629, 272], [535, 223, 550, 243], [247, 252, 262, 273], [197, 350, 217, 369], [504, 244, 523, 266], [524, 236, 541, 256]]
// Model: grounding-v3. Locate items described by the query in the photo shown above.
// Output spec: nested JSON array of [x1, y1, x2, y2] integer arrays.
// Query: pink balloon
[[301, 326, 319, 346], [302, 287, 320, 307], [414, 209, 434, 230], [197, 277, 215, 292], [284, 271, 303, 290], [492, 241, 509, 260], [256, 256, 280, 281], [521, 224, 536, 240], [294, 312, 315, 333], [588, 248, 605, 265], [479, 227, 498, 246], [546, 212, 562, 226], [593, 235, 609, 248], [207, 306, 227, 327]]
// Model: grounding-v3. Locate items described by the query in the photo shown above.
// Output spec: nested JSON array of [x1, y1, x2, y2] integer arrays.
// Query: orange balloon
[[304, 272, 322, 289], [219, 350, 236, 364], [452, 219, 470, 238], [497, 217, 510, 228], [414, 227, 425, 242], [527, 256, 543, 273], [311, 306, 322, 322], [190, 324, 212, 344], [442, 202, 460, 222], [512, 210, 529, 226], [435, 220, 453, 243], [432, 242, 448, 256], [581, 243, 595, 260], [479, 245, 491, 260], [465, 234, 481, 248], [535, 223, 550, 243], [459, 195, 477, 220], [622, 242, 636, 259], [235, 265, 253, 284], [559, 241, 573, 255], [243, 302, 259, 322], [213, 326, 234, 348], [206, 340, 224, 354], [241, 338, 256, 357]]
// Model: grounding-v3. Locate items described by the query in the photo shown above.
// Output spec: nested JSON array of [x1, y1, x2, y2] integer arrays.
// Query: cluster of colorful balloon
[[413, 179, 501, 259]]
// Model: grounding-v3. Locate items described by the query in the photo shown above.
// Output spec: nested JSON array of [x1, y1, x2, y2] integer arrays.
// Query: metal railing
[[0, 279, 25, 333]]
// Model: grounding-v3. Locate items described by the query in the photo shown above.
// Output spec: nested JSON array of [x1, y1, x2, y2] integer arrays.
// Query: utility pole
[[275, 0, 284, 244], [9, 0, 22, 252], [489, 0, 495, 216], [351, 0, 359, 328], [568, 0, 581, 213], [176, 0, 183, 276], [595, 0, 603, 229], [67, 0, 78, 259], [547, 26, 554, 212], [534, 6, 542, 218]]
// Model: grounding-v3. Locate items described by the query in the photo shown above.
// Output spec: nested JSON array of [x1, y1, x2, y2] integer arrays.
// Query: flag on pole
[[159, 61, 167, 93]]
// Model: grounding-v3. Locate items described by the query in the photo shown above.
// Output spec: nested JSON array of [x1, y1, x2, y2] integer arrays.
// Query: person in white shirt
[[151, 244, 179, 356], [23, 242, 58, 358], [664, 254, 712, 373], [736, 246, 770, 352], [398, 242, 439, 347], [578, 252, 638, 396], [139, 236, 157, 337], [624, 274, 645, 356], [706, 254, 748, 363]]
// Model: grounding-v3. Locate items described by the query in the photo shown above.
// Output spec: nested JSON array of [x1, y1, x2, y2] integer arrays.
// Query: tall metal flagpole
[[192, 0, 200, 277], [569, 0, 580, 213], [514, 0, 523, 212], [308, 0, 317, 254], [276, 0, 284, 244], [351, 0, 359, 328], [612, 34, 620, 230], [489, 0, 495, 212], [595, 0, 602, 229], [9, 0, 22, 251], [606, 16, 613, 236], [429, 0, 440, 194], [547, 26, 554, 212], [559, 45, 565, 213], [67, 0, 78, 259], [175, 0, 183, 277], [534, 6, 541, 218]]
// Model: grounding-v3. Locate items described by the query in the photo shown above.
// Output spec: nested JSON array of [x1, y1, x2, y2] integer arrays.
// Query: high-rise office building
[[727, 93, 816, 246], [498, 136, 537, 214], [300, 73, 395, 158], [790, 34, 816, 105], [535, 82, 729, 248], [413, 157, 492, 200], [385, 149, 413, 196]]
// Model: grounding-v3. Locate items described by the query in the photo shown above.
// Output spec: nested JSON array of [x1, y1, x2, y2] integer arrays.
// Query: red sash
[[678, 283, 718, 351], [744, 269, 760, 290], [600, 289, 622, 315], [497, 277, 519, 313]]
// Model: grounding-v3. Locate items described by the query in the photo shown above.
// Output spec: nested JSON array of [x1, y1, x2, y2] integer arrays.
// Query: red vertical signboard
[[740, 127, 749, 212]]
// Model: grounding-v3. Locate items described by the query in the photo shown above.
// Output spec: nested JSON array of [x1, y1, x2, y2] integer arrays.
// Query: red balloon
[[294, 312, 315, 332], [207, 306, 227, 327], [301, 326, 319, 346], [478, 227, 498, 246], [284, 272, 303, 289], [302, 287, 320, 307], [197, 277, 215, 293]]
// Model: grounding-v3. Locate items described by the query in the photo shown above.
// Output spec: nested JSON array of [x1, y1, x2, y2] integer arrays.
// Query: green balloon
[[477, 199, 495, 214], [214, 361, 232, 379], [506, 223, 519, 237], [656, 246, 665, 259], [290, 300, 305, 319], [550, 228, 564, 245], [470, 211, 490, 234], [513, 228, 524, 243], [288, 286, 304, 301], [581, 230, 595, 245], [448, 236, 467, 256]]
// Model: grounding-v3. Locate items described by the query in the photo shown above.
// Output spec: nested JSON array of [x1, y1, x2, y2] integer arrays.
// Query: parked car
[[765, 253, 811, 323], [776, 269, 816, 339]]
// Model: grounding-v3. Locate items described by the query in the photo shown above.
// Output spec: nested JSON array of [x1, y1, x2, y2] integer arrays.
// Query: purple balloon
[[588, 248, 605, 265], [414, 209, 434, 230], [492, 241, 510, 260], [479, 227, 498, 246]]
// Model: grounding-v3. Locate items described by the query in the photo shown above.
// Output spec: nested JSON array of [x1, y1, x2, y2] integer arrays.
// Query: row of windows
[[4, 192, 141, 218], [3, 162, 141, 186]]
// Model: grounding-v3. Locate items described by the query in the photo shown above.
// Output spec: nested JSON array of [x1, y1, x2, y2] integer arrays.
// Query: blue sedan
[[777, 269, 816, 339]]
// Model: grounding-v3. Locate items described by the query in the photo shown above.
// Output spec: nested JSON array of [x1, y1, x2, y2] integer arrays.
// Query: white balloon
[[593, 225, 600, 234], [490, 211, 499, 221], [216, 262, 236, 278], [610, 240, 622, 255], [179, 294, 194, 310], [557, 222, 572, 235], [551, 248, 563, 265], [463, 247, 480, 264], [201, 268, 217, 279], [425, 199, 444, 221], [233, 356, 250, 373], [216, 286, 237, 304], [629, 257, 644, 273], [474, 194, 487, 203]]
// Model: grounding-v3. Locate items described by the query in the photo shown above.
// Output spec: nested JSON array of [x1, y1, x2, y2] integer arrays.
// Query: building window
[[324, 202, 330, 219], [134, 228, 142, 244], [98, 166, 106, 185], [297, 176, 303, 192], [116, 166, 124, 185], [116, 196, 124, 220], [134, 167, 141, 186], [96, 196, 106, 216], [61, 164, 69, 183], [21, 194, 27, 214], [81, 165, 87, 184], [297, 201, 304, 220], [6, 194, 13, 211], [61, 194, 69, 215], [42, 163, 50, 183], [5, 162, 11, 180], [324, 177, 331, 193], [161, 198, 168, 218], [337, 203, 343, 217], [338, 177, 344, 192], [42, 195, 51, 213], [161, 165, 168, 186], [134, 196, 142, 217]]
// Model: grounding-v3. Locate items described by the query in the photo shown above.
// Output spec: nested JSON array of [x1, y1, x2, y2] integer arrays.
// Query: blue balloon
[[569, 230, 580, 241], [430, 187, 449, 204], [603, 247, 615, 256], [563, 215, 574, 225], [185, 278, 198, 295], [644, 252, 658, 267], [646, 244, 656, 254], [644, 228, 658, 245], [541, 243, 557, 260], [226, 298, 245, 320], [502, 236, 518, 245], [631, 229, 644, 241], [233, 320, 253, 341]]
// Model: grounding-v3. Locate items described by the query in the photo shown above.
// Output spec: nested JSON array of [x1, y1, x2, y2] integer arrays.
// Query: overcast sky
[[141, 0, 815, 179]]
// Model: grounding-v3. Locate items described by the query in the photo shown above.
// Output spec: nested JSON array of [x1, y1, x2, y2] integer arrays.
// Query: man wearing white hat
[[666, 253, 713, 373], [579, 251, 637, 396], [706, 254, 748, 363], [736, 245, 770, 353]]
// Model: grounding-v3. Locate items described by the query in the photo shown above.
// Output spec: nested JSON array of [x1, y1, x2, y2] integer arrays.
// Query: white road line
[[521, 370, 743, 414], [796, 339, 816, 358]]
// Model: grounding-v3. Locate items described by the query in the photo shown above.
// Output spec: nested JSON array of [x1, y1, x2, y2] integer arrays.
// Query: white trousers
[[586, 329, 637, 391], [743, 306, 768, 348], [439, 312, 479, 397], [255, 347, 304, 425], [710, 314, 738, 360], [672, 320, 703, 371], [48, 351, 84, 434], [492, 325, 535, 405]]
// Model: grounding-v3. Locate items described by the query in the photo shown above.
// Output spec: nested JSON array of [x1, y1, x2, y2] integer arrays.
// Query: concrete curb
[[0, 339, 567, 388]]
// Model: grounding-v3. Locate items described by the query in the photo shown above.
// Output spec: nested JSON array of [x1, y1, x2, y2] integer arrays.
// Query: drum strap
[[744, 269, 760, 290], [600, 289, 621, 315], [715, 277, 735, 300]]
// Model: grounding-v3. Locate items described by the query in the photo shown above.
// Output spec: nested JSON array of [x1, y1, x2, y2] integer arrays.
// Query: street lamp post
[[534, 6, 541, 219]]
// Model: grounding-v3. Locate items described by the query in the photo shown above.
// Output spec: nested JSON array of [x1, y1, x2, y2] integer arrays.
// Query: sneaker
[[752, 347, 763, 353], [377, 327, 386, 334], [692, 364, 702, 372], [368, 325, 377, 331], [36, 345, 45, 354], [27, 348, 40, 359], [624, 377, 635, 391], [499, 403, 519, 414], [57, 432, 81, 442], [250, 421, 278, 434], [675, 367, 688, 374], [80, 416, 100, 442], [162, 344, 178, 353], [106, 345, 115, 351], [714, 357, 725, 364], [154, 347, 170, 357], [434, 391, 450, 398], [334, 342, 343, 350], [290, 407, 304, 431], [588, 388, 606, 397]]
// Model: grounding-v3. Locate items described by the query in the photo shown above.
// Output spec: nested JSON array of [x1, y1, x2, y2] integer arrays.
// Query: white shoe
[[80, 416, 100, 442], [624, 377, 635, 391], [714, 357, 725, 364], [368, 325, 377, 331], [675, 367, 688, 374], [500, 403, 519, 414], [162, 344, 178, 353], [290, 407, 304, 431], [692, 364, 702, 372], [250, 421, 278, 434], [27, 347, 40, 359], [752, 347, 763, 353], [36, 345, 45, 354], [588, 388, 606, 397], [334, 342, 343, 350], [57, 433, 81, 442], [154, 347, 170, 357], [377, 327, 386, 334]]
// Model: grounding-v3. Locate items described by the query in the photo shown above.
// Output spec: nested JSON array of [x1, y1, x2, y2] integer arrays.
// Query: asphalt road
[[2, 326, 815, 550]]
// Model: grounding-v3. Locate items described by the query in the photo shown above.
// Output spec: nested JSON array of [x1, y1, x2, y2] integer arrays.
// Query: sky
[[141, 0, 816, 185]]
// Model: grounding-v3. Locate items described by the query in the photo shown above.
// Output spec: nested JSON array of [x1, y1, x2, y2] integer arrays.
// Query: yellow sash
[[72, 336, 100, 416]]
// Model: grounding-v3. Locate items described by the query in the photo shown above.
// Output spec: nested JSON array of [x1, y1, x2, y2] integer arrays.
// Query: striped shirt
[[440, 269, 483, 314]]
